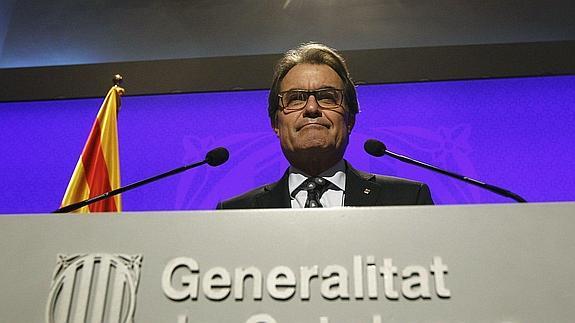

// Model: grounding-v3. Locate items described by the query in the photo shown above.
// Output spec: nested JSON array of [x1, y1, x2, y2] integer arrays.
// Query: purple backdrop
[[1, 75, 574, 214]]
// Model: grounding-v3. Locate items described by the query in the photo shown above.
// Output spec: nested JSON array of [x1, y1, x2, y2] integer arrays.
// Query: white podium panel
[[1, 203, 574, 322]]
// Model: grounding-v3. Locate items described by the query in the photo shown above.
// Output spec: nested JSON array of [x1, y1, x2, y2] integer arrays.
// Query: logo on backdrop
[[45, 253, 142, 323]]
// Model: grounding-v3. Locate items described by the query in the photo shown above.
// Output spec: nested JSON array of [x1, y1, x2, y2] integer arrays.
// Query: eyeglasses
[[278, 88, 344, 111]]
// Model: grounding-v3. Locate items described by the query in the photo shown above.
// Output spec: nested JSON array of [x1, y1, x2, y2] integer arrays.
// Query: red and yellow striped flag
[[61, 85, 124, 213]]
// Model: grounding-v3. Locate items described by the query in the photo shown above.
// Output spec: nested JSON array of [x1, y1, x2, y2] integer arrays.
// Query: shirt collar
[[288, 159, 347, 195]]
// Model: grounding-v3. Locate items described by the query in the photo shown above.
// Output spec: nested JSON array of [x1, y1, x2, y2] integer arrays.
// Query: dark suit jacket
[[216, 162, 433, 209]]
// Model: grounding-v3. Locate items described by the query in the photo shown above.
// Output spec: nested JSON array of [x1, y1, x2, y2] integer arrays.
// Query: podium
[[1, 203, 574, 322]]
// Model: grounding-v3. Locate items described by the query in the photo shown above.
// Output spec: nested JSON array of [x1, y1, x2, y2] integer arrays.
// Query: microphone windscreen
[[364, 139, 387, 157], [205, 147, 229, 166]]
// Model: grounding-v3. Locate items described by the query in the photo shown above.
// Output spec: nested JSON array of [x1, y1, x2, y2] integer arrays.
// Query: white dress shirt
[[288, 160, 346, 208]]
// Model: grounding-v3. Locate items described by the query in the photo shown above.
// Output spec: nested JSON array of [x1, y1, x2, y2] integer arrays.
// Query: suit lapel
[[344, 164, 382, 207], [257, 170, 291, 208]]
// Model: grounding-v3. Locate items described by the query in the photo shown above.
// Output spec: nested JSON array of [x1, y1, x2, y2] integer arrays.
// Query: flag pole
[[113, 74, 123, 86]]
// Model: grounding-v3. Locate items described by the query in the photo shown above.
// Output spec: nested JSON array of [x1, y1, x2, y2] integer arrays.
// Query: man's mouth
[[297, 119, 329, 131]]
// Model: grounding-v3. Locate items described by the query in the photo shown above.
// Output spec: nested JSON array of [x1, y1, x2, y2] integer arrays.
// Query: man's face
[[273, 63, 354, 164]]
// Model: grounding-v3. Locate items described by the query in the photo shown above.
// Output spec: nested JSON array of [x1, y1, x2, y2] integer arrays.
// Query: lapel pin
[[363, 188, 371, 195]]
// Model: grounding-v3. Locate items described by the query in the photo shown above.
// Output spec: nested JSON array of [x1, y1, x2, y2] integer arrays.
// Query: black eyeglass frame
[[277, 88, 345, 111]]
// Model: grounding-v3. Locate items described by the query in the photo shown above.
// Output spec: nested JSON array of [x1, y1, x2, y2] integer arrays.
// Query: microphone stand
[[54, 160, 208, 213], [384, 150, 527, 203]]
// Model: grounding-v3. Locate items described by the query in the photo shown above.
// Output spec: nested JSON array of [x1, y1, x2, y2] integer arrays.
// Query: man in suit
[[217, 43, 433, 209]]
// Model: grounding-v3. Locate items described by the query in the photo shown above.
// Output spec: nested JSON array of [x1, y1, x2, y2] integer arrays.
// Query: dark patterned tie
[[298, 177, 331, 208]]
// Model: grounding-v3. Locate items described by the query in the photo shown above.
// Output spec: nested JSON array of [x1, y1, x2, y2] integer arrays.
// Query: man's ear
[[346, 113, 356, 134], [271, 115, 280, 137]]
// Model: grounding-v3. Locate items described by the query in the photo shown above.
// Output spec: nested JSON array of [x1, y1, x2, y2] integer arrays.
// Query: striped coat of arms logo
[[45, 253, 142, 323]]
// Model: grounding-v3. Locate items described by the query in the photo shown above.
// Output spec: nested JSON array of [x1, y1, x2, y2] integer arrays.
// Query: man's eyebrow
[[282, 86, 340, 92]]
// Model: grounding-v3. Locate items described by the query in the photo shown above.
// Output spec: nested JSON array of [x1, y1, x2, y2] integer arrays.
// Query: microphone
[[364, 139, 387, 157], [205, 147, 229, 166], [54, 147, 230, 213], [364, 139, 527, 203]]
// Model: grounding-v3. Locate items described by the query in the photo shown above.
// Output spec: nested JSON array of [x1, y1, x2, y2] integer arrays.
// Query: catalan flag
[[61, 85, 124, 213]]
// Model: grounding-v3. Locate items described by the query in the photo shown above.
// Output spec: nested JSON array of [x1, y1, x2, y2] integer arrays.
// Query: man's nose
[[302, 95, 322, 117]]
